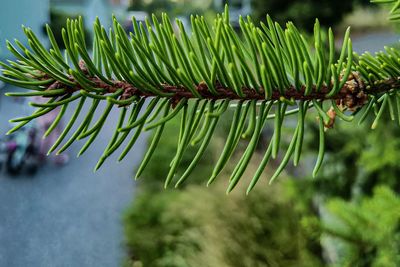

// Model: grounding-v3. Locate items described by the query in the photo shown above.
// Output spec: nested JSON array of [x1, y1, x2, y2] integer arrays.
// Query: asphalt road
[[0, 86, 147, 267], [351, 31, 400, 54]]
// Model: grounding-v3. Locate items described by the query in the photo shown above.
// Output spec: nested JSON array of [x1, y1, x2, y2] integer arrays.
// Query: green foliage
[[372, 0, 400, 21], [305, 114, 400, 199], [1, 1, 400, 191], [294, 112, 400, 265], [322, 186, 400, 266], [135, 116, 217, 191], [124, 178, 322, 267], [48, 9, 91, 49], [251, 0, 354, 30], [124, 114, 323, 266], [129, 0, 214, 17], [123, 112, 400, 266]]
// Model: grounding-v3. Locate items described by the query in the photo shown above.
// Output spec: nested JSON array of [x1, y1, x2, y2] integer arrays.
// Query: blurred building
[[0, 0, 50, 60], [51, 0, 131, 30]]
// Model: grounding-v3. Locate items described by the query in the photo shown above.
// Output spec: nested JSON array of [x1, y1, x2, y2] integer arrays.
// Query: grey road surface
[[351, 31, 400, 54], [0, 86, 147, 267]]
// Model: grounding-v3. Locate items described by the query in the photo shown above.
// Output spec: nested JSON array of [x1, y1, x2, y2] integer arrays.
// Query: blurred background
[[0, 0, 399, 266]]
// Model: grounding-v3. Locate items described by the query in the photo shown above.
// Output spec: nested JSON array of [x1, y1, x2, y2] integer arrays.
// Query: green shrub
[[125, 98, 400, 267], [300, 114, 400, 266], [322, 186, 400, 267], [305, 115, 400, 199], [49, 9, 91, 49], [125, 109, 322, 266], [124, 177, 322, 267], [251, 0, 355, 30]]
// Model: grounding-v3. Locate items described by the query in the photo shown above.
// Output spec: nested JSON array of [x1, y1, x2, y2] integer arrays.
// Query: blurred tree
[[294, 113, 400, 266], [322, 186, 400, 266], [306, 114, 400, 200], [251, 0, 355, 30], [128, 0, 214, 16], [354, 0, 374, 5], [48, 9, 91, 49]]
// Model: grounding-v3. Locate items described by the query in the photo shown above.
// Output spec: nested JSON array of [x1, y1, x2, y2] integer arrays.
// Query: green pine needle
[[1, 2, 400, 191]]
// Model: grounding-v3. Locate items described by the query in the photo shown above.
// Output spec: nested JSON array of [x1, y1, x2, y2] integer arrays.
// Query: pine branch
[[1, 3, 400, 192], [42, 70, 372, 104]]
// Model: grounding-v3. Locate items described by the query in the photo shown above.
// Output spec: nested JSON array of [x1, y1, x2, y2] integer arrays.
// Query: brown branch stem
[[46, 71, 400, 110]]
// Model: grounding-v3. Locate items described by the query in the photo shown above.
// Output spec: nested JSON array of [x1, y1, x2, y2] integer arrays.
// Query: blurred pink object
[[33, 96, 69, 165]]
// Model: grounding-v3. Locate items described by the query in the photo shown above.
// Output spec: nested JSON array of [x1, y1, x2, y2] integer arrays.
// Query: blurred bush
[[124, 175, 322, 267], [49, 9, 91, 49], [124, 111, 323, 266], [124, 108, 400, 266], [306, 114, 400, 200], [251, 0, 355, 30], [297, 113, 400, 266], [322, 186, 400, 266], [129, 0, 357, 28], [128, 0, 214, 17]]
